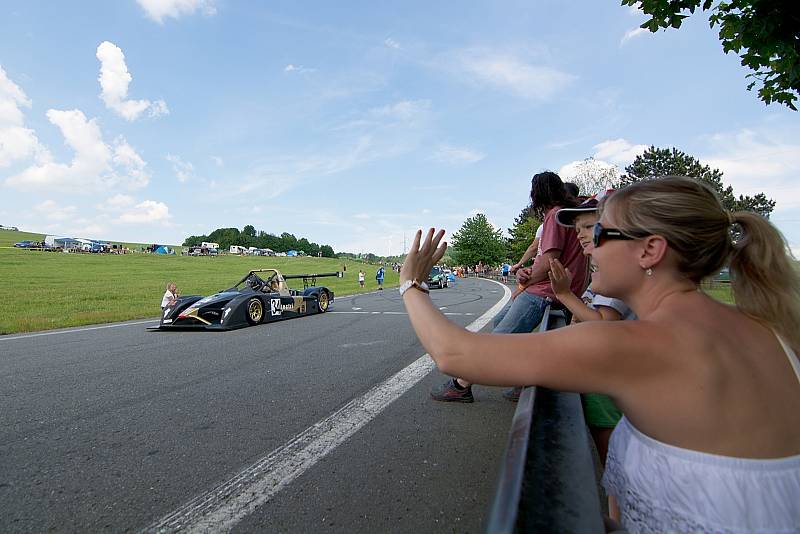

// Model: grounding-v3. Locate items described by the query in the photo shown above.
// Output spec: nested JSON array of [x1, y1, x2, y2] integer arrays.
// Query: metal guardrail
[[486, 307, 605, 533]]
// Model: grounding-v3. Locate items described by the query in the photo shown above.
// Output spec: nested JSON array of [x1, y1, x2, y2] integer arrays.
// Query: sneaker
[[430, 379, 474, 403], [503, 386, 523, 402]]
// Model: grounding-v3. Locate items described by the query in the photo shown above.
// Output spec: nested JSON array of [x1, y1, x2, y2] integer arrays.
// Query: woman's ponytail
[[729, 211, 800, 350]]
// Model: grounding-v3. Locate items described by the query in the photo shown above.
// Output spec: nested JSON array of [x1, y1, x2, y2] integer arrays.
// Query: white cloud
[[211, 155, 224, 167], [702, 128, 800, 209], [96, 41, 169, 121], [116, 200, 171, 224], [432, 144, 485, 165], [100, 194, 136, 211], [166, 153, 195, 183], [384, 38, 400, 49], [6, 108, 150, 191], [620, 27, 648, 46], [0, 66, 46, 167], [284, 64, 316, 74], [449, 49, 575, 101], [34, 200, 77, 221], [136, 0, 216, 23], [369, 99, 430, 122], [593, 138, 647, 165]]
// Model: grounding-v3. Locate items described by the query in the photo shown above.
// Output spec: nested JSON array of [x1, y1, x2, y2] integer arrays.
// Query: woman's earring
[[645, 267, 653, 276]]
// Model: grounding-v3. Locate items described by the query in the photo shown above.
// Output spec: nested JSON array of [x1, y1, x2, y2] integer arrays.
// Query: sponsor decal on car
[[270, 298, 282, 316]]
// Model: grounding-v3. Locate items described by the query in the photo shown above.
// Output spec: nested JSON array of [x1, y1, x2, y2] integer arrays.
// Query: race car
[[150, 269, 341, 331], [427, 266, 449, 289]]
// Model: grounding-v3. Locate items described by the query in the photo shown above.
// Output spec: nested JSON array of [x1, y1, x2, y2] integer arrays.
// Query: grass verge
[[0, 249, 396, 334]]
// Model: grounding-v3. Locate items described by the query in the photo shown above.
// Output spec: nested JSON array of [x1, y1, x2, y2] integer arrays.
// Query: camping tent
[[154, 245, 172, 254], [286, 250, 298, 257]]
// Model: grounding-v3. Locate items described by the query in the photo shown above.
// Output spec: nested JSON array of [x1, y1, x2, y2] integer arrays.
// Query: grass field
[[0, 229, 739, 335], [0, 246, 396, 334]]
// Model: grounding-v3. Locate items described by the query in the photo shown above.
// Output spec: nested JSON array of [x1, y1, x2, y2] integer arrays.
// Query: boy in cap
[[550, 190, 636, 466]]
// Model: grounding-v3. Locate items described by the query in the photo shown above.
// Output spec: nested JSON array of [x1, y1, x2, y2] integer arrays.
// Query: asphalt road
[[1, 277, 517, 533]]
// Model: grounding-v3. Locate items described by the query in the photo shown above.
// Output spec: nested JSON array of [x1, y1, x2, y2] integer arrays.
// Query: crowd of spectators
[[399, 172, 800, 531]]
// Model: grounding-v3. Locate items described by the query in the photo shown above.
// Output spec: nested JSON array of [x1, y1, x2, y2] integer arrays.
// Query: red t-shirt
[[526, 206, 588, 302]]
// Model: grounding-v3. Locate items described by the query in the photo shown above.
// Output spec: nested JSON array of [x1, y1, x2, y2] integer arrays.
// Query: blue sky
[[2, 1, 798, 256]]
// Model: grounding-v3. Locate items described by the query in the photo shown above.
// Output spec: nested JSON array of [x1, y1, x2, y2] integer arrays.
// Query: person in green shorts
[[548, 190, 637, 466]]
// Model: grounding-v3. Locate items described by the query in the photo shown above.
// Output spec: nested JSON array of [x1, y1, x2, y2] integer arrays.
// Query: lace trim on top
[[602, 417, 800, 533]]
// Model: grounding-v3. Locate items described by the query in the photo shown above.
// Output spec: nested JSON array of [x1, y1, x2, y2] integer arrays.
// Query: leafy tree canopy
[[183, 225, 335, 256], [507, 205, 541, 264], [451, 213, 508, 267], [617, 146, 776, 217], [622, 0, 800, 110]]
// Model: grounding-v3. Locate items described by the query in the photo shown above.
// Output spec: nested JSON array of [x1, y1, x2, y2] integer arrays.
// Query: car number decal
[[270, 298, 281, 316]]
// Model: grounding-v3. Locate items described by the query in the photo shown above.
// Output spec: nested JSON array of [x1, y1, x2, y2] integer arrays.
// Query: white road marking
[[351, 307, 362, 311], [0, 319, 159, 342], [439, 306, 447, 310], [339, 340, 386, 349], [142, 279, 511, 534]]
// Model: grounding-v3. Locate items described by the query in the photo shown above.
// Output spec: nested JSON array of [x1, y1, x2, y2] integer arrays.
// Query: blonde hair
[[601, 176, 800, 349]]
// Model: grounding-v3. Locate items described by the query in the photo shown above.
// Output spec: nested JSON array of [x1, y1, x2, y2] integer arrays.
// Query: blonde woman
[[399, 176, 800, 531]]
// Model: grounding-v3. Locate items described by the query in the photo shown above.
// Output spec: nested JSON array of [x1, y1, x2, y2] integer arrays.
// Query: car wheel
[[317, 290, 330, 313], [246, 297, 264, 325]]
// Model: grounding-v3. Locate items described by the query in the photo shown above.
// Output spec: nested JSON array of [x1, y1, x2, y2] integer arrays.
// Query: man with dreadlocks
[[430, 171, 589, 402]]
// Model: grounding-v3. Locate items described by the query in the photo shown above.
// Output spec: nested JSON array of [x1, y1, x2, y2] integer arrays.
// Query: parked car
[[427, 266, 449, 289], [150, 269, 341, 331], [14, 240, 36, 248]]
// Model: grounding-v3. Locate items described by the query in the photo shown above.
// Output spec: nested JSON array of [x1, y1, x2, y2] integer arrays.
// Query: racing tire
[[246, 297, 264, 325], [317, 290, 330, 313]]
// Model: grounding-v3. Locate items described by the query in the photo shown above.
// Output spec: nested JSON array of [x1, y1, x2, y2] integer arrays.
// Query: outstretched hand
[[401, 229, 447, 285]]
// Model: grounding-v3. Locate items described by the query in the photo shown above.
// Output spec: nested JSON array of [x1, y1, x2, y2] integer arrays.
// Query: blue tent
[[154, 245, 172, 254], [286, 250, 298, 257]]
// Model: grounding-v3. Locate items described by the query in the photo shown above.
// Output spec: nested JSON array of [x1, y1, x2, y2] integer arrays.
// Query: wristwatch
[[398, 279, 430, 296]]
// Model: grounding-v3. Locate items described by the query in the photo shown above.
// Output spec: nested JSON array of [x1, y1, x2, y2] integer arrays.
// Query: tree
[[507, 205, 541, 263], [561, 157, 619, 196], [242, 225, 256, 238], [622, 0, 800, 110], [320, 245, 335, 258], [618, 146, 776, 217], [450, 213, 507, 267]]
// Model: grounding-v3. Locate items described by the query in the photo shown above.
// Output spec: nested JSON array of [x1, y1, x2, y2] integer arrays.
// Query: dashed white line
[[142, 279, 511, 533]]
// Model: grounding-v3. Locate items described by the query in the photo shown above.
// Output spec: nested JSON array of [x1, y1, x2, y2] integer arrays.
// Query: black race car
[[150, 269, 341, 331]]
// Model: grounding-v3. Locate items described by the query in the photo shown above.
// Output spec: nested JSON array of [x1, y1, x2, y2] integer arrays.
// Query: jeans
[[492, 291, 550, 334]]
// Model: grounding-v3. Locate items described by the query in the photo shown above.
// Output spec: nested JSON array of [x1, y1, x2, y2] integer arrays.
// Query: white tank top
[[602, 334, 800, 533]]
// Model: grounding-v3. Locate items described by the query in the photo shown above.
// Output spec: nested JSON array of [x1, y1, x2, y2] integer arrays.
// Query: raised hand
[[401, 229, 447, 284], [547, 258, 573, 297]]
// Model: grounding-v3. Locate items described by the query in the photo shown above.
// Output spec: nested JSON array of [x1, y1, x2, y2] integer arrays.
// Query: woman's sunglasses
[[592, 222, 650, 247]]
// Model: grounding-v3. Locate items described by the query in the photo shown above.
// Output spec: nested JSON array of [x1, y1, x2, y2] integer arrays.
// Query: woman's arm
[[400, 230, 661, 396]]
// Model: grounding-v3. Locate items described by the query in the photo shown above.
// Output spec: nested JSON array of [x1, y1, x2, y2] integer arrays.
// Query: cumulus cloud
[[620, 27, 648, 46], [449, 49, 575, 101], [136, 0, 216, 23], [6, 109, 150, 191], [116, 200, 171, 224], [384, 38, 400, 49], [0, 66, 47, 168], [96, 41, 168, 121], [702, 128, 800, 209], [593, 138, 647, 165], [432, 144, 485, 165], [34, 200, 77, 221], [165, 153, 195, 183]]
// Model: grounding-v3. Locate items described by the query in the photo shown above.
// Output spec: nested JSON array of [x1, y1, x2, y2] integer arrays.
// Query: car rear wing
[[282, 272, 343, 289]]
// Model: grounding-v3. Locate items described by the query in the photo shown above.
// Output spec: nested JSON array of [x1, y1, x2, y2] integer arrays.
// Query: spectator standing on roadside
[[376, 266, 385, 290], [401, 177, 800, 532], [358, 270, 365, 288], [430, 171, 587, 402], [161, 282, 179, 309]]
